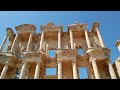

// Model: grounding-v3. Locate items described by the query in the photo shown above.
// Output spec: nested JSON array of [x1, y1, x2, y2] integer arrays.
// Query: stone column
[[0, 61, 9, 79], [34, 61, 40, 79], [115, 40, 120, 52], [108, 62, 117, 79], [74, 43, 76, 49], [96, 28, 105, 48], [0, 34, 8, 52], [26, 33, 33, 51], [58, 30, 61, 49], [19, 61, 27, 79], [46, 44, 49, 56], [115, 60, 120, 78], [20, 42, 23, 51], [91, 58, 100, 79], [10, 33, 19, 52], [72, 61, 78, 79], [118, 45, 120, 52], [84, 30, 92, 49], [39, 31, 44, 50], [69, 30, 74, 49], [57, 60, 62, 79]]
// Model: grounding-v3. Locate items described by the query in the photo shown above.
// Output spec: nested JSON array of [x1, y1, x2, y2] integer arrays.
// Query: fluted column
[[57, 60, 62, 79], [96, 28, 105, 48], [19, 61, 27, 79], [0, 61, 9, 79], [34, 61, 40, 79], [10, 33, 19, 52], [58, 30, 61, 49], [39, 31, 44, 50], [91, 58, 100, 79], [84, 30, 92, 49], [26, 33, 33, 51], [108, 62, 117, 79], [0, 34, 8, 52], [69, 30, 74, 49], [72, 61, 78, 79]]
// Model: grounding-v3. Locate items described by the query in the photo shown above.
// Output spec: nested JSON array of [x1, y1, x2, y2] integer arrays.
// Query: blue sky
[[0, 11, 119, 78]]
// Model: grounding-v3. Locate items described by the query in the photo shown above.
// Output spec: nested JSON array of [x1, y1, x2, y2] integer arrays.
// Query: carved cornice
[[67, 22, 87, 31], [40, 22, 63, 31], [87, 48, 110, 60]]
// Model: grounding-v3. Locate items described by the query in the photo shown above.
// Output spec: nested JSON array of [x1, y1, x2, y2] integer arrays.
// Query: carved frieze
[[87, 48, 110, 60], [56, 49, 77, 61]]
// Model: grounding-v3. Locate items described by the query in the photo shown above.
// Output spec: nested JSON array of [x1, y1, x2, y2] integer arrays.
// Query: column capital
[[95, 28, 99, 31], [22, 60, 27, 64], [84, 29, 88, 31], [58, 29, 61, 32], [72, 61, 77, 65], [90, 57, 96, 62], [46, 43, 49, 47], [35, 60, 41, 65], [4, 61, 9, 65], [57, 60, 62, 63], [41, 30, 45, 33], [30, 32, 33, 35], [69, 29, 73, 32]]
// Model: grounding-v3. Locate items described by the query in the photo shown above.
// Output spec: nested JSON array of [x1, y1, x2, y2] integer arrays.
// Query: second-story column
[[10, 33, 19, 52], [26, 33, 33, 51], [46, 44, 49, 56], [72, 61, 78, 79], [96, 28, 105, 48], [58, 30, 61, 49], [39, 31, 44, 50], [57, 60, 62, 79], [19, 61, 27, 79], [0, 61, 9, 79], [84, 30, 92, 49], [0, 34, 8, 52], [69, 30, 74, 49]]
